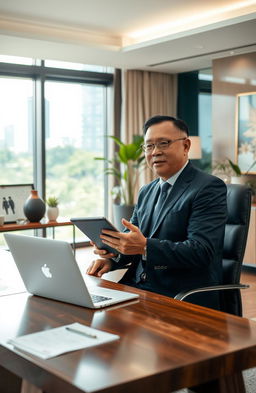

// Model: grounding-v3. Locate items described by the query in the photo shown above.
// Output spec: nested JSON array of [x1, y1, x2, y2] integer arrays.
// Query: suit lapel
[[149, 162, 195, 236]]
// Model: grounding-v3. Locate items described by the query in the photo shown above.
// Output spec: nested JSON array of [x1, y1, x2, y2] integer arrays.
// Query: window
[[177, 69, 212, 172], [45, 81, 105, 218], [198, 69, 212, 172], [0, 55, 34, 65], [0, 77, 34, 184], [198, 92, 212, 171], [0, 57, 113, 245], [45, 59, 113, 73]]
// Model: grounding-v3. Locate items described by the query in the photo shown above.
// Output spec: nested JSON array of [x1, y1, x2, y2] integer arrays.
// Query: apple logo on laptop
[[41, 264, 52, 278]]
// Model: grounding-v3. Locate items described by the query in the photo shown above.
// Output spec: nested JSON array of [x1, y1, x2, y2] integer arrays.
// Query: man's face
[[144, 121, 191, 180]]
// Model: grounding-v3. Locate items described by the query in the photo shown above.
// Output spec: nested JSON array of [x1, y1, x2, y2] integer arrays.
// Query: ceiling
[[0, 0, 255, 73]]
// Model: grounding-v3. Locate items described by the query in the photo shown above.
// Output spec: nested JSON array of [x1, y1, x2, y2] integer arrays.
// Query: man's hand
[[100, 218, 147, 255], [90, 241, 117, 259], [86, 258, 112, 277]]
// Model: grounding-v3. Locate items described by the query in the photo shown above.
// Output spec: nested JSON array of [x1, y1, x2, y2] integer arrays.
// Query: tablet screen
[[70, 217, 119, 254]]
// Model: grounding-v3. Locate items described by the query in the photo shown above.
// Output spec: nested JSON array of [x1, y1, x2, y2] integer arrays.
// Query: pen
[[65, 326, 97, 339]]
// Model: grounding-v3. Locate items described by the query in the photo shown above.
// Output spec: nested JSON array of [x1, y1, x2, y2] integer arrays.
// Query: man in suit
[[87, 115, 227, 309]]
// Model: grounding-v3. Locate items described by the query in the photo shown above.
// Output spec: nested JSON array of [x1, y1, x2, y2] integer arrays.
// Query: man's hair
[[143, 115, 189, 136]]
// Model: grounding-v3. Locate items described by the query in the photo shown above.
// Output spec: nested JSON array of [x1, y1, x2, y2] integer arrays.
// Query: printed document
[[6, 322, 119, 359]]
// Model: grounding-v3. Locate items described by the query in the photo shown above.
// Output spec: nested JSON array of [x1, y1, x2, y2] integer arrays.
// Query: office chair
[[174, 184, 252, 316]]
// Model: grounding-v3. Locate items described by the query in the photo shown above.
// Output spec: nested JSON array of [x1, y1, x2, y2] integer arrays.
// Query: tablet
[[70, 217, 119, 254]]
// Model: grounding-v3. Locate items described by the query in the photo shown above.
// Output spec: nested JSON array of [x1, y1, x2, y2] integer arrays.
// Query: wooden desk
[[1, 278, 256, 393], [0, 219, 76, 252]]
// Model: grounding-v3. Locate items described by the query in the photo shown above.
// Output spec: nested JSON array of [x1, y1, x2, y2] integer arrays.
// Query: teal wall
[[177, 71, 199, 136]]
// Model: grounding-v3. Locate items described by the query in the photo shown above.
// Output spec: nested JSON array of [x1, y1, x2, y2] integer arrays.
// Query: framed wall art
[[0, 184, 33, 223], [236, 92, 256, 174]]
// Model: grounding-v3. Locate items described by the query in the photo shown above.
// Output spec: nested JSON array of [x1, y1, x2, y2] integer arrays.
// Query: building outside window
[[0, 77, 34, 185], [45, 81, 105, 228]]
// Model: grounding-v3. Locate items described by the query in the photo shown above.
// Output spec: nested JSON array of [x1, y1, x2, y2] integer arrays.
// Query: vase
[[231, 175, 254, 185], [113, 204, 134, 231], [47, 206, 59, 221], [23, 190, 46, 222]]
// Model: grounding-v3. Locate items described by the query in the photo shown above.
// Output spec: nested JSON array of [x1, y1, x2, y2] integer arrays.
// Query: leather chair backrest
[[221, 184, 251, 315]]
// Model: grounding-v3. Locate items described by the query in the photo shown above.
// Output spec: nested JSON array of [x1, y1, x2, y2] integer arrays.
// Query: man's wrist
[[111, 254, 121, 263]]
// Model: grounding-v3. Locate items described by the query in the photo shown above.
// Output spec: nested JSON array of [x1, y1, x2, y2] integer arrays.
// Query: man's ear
[[185, 138, 191, 153]]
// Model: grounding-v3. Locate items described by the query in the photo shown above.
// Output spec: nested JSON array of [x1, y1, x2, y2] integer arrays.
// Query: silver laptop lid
[[4, 234, 139, 309], [4, 233, 95, 308]]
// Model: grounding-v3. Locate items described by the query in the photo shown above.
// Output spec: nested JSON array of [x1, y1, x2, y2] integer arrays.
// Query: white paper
[[6, 323, 119, 359]]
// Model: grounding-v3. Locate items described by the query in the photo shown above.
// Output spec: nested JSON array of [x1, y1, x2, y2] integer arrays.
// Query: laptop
[[4, 233, 139, 309]]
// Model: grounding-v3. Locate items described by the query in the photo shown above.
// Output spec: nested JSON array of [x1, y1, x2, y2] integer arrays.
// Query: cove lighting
[[128, 1, 256, 42]]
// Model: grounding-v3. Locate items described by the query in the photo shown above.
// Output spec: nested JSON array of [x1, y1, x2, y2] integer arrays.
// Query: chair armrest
[[174, 284, 250, 301]]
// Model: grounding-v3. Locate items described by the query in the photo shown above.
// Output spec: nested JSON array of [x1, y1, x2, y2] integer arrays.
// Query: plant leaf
[[109, 136, 125, 147], [93, 134, 145, 204], [227, 159, 241, 175]]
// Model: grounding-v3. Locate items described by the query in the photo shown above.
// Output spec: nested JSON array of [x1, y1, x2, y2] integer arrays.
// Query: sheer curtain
[[124, 70, 177, 184]]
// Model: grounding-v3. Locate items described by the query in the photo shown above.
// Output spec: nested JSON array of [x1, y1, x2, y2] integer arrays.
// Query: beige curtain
[[124, 70, 177, 184]]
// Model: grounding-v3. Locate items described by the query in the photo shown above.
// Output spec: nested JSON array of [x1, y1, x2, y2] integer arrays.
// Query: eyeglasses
[[141, 138, 187, 153]]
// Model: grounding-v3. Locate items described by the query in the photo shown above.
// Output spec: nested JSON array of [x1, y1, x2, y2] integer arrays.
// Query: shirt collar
[[159, 160, 189, 186]]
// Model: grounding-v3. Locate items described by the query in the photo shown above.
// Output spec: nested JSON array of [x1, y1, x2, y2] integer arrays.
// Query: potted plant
[[227, 158, 256, 202], [95, 135, 146, 229], [213, 158, 256, 201], [213, 158, 256, 183], [212, 159, 234, 183], [227, 158, 256, 184], [46, 196, 59, 221]]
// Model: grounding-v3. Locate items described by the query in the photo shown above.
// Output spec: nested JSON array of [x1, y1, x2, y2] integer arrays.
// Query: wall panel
[[212, 52, 256, 162]]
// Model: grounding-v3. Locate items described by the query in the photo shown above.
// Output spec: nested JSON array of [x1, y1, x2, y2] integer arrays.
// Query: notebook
[[4, 233, 139, 309]]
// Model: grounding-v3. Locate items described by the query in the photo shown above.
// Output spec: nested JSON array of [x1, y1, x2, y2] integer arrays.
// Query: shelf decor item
[[0, 184, 33, 223], [23, 190, 46, 222], [46, 196, 59, 221]]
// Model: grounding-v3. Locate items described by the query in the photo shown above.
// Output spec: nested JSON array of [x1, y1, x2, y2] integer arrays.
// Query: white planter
[[231, 175, 254, 185], [47, 206, 59, 221]]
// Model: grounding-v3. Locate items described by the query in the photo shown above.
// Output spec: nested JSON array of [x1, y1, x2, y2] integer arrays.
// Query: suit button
[[140, 272, 147, 282]]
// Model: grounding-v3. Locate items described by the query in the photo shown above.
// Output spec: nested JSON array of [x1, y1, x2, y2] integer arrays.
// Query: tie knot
[[161, 182, 170, 194]]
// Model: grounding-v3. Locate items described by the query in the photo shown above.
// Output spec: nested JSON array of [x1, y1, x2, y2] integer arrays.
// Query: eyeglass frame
[[140, 137, 187, 153]]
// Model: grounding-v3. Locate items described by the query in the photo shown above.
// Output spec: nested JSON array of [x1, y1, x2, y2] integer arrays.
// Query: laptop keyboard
[[91, 294, 112, 303]]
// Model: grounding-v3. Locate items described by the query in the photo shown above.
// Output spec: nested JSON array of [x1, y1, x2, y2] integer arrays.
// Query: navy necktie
[[151, 181, 171, 223], [135, 181, 171, 283]]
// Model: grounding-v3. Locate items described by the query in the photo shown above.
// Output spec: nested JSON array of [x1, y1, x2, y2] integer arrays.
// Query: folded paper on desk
[[6, 322, 119, 359]]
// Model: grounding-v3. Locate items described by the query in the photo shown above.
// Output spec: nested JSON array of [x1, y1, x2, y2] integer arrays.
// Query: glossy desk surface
[[1, 277, 256, 393]]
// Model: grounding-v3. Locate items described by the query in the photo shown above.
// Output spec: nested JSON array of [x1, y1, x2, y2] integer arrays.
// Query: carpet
[[173, 368, 256, 393]]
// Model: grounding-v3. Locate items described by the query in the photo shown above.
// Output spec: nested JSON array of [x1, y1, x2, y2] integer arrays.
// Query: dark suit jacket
[[112, 161, 227, 309]]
